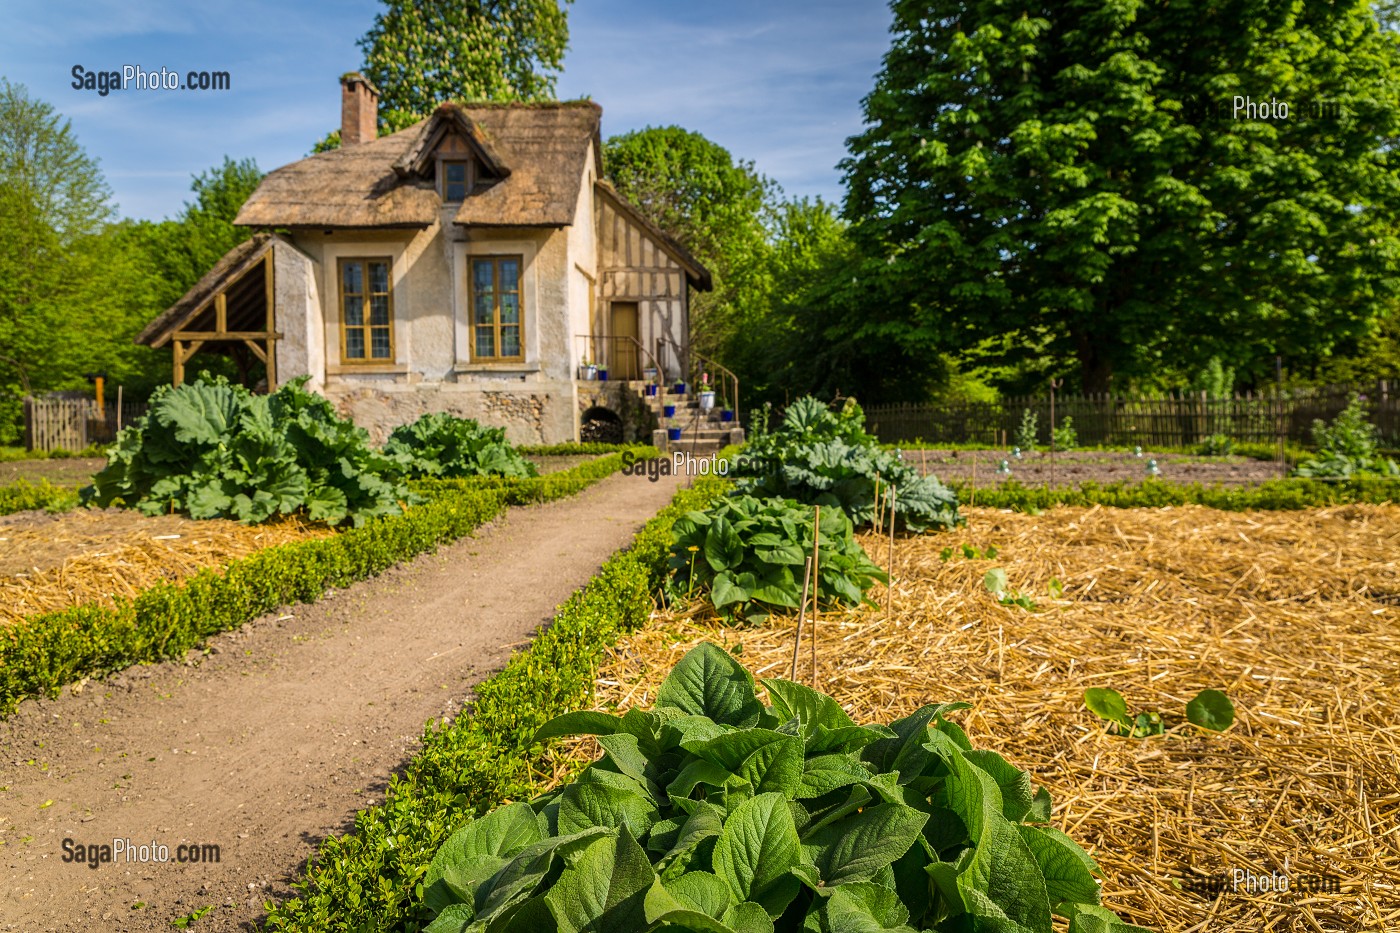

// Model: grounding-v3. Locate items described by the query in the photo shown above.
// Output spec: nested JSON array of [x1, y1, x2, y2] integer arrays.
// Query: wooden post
[[264, 251, 277, 389], [791, 556, 813, 682], [94, 375, 106, 421], [173, 340, 185, 386], [886, 487, 896, 623], [116, 385, 123, 433]]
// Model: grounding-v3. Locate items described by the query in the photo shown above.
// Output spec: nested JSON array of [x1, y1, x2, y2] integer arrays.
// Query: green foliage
[[261, 477, 730, 933], [0, 479, 80, 516], [1014, 410, 1040, 451], [359, 0, 572, 126], [843, 1, 1400, 394], [1198, 434, 1235, 457], [731, 397, 961, 532], [603, 127, 776, 364], [0, 453, 644, 719], [385, 412, 538, 479], [418, 642, 1149, 933], [983, 568, 1037, 611], [962, 477, 1400, 512], [1294, 394, 1399, 477], [413, 446, 659, 505], [1189, 358, 1236, 399], [668, 496, 887, 620], [84, 377, 411, 526], [0, 444, 104, 461], [1051, 416, 1078, 451], [518, 442, 635, 456], [1084, 687, 1235, 738]]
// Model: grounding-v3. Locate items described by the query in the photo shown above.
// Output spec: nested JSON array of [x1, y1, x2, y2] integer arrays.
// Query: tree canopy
[[843, 0, 1400, 393], [361, 0, 572, 123]]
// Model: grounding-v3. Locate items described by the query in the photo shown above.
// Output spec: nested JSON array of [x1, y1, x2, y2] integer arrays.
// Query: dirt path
[[0, 467, 688, 932]]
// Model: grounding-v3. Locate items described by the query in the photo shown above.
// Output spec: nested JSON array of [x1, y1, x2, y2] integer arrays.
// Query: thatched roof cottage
[[137, 74, 731, 447]]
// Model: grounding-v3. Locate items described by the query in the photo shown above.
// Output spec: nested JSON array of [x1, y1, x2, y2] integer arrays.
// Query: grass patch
[[0, 479, 81, 516]]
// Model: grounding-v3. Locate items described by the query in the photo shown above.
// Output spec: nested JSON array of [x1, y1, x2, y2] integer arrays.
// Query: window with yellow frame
[[338, 257, 394, 362], [470, 255, 523, 361]]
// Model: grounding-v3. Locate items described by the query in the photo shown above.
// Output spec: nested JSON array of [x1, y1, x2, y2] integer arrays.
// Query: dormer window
[[441, 160, 469, 201]]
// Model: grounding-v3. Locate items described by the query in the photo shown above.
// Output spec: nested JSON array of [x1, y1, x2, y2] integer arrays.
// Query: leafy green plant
[[1294, 395, 1399, 478], [983, 568, 1037, 610], [959, 477, 1400, 512], [419, 643, 1151, 933], [83, 376, 412, 526], [385, 412, 538, 479], [1198, 434, 1235, 456], [668, 495, 886, 620], [1084, 687, 1235, 738], [1052, 416, 1078, 451], [939, 543, 999, 561], [170, 905, 213, 927], [1014, 409, 1040, 450], [730, 396, 960, 532]]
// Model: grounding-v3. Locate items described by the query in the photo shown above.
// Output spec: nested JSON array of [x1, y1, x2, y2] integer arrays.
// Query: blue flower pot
[[645, 384, 659, 397], [663, 404, 676, 418], [674, 382, 687, 395], [667, 427, 682, 441], [598, 369, 608, 382], [720, 409, 734, 422]]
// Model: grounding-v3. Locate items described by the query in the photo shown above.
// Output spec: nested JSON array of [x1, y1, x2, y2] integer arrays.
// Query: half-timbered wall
[[596, 197, 687, 374]]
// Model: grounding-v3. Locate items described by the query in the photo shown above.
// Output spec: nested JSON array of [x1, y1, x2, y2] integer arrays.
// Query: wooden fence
[[864, 383, 1399, 448], [23, 397, 149, 452]]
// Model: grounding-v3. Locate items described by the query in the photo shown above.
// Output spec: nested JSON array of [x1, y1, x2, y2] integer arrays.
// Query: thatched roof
[[235, 102, 603, 229], [136, 233, 287, 348], [595, 180, 713, 291]]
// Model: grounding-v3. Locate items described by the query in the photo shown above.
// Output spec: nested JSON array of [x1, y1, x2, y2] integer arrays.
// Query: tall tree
[[844, 0, 1400, 393], [603, 127, 776, 362], [360, 0, 572, 123]]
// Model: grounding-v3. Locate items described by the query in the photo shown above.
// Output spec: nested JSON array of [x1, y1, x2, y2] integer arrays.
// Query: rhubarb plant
[[419, 643, 1153, 933]]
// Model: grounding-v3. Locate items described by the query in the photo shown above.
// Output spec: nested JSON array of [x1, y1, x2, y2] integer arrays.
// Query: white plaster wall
[[272, 239, 323, 392]]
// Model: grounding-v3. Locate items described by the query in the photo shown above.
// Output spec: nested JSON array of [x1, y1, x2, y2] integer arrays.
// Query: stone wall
[[575, 381, 656, 442], [323, 381, 575, 445]]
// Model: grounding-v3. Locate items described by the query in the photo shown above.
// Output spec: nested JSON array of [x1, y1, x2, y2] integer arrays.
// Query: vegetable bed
[[594, 504, 1400, 932]]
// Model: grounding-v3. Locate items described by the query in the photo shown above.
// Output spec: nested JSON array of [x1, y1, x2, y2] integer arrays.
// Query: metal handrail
[[655, 336, 740, 418], [574, 334, 664, 383]]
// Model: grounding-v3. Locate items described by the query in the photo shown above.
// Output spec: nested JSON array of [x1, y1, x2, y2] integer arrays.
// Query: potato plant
[[384, 412, 539, 479], [419, 643, 1153, 933]]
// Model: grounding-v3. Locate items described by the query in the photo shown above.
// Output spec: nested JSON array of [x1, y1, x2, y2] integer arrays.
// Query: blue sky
[[0, 0, 892, 221]]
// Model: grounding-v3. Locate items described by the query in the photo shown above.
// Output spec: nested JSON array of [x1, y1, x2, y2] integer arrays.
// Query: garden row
[[0, 446, 655, 717]]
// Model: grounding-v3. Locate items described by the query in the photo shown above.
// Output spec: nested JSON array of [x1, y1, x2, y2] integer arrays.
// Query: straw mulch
[[593, 504, 1400, 933], [0, 509, 333, 624]]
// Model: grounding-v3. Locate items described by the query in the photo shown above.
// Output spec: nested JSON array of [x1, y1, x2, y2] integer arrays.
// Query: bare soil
[[907, 448, 1286, 487], [0, 467, 686, 932], [0, 458, 104, 489]]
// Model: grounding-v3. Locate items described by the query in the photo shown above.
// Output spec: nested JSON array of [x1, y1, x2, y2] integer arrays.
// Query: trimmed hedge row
[[263, 474, 731, 933], [958, 476, 1400, 512], [0, 479, 81, 516], [415, 445, 658, 505], [0, 453, 645, 718], [518, 441, 637, 456]]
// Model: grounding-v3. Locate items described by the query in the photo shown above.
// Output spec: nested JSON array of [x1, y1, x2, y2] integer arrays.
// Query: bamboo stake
[[811, 505, 821, 689], [872, 473, 881, 534], [886, 486, 896, 623], [790, 555, 813, 682], [970, 453, 977, 508]]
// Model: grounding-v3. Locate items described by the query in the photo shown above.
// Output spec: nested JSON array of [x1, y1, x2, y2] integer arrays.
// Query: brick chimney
[[340, 72, 379, 147]]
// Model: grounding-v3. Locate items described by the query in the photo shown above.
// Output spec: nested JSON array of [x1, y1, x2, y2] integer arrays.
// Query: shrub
[[668, 495, 887, 621], [385, 413, 539, 479], [419, 643, 1152, 933], [1052, 415, 1078, 450], [731, 397, 960, 532], [963, 477, 1400, 512], [83, 376, 412, 526], [1198, 434, 1235, 456], [1293, 395, 1398, 478], [0, 479, 80, 516], [1014, 408, 1039, 449]]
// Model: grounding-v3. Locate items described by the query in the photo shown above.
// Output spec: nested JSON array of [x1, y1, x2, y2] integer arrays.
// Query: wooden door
[[610, 301, 641, 379]]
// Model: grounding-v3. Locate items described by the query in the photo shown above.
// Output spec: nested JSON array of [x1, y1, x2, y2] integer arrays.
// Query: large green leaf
[[801, 802, 928, 886], [545, 827, 656, 933], [1017, 824, 1102, 912], [556, 781, 657, 838], [657, 643, 765, 728], [823, 882, 918, 933], [424, 803, 545, 913], [713, 793, 801, 905]]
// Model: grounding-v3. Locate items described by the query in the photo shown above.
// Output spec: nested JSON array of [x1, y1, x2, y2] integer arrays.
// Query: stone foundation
[[323, 380, 576, 445]]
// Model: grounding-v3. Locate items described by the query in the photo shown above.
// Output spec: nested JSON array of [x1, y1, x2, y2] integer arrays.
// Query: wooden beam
[[242, 340, 267, 364], [215, 292, 227, 333], [173, 340, 184, 386], [264, 251, 277, 389], [170, 330, 283, 341]]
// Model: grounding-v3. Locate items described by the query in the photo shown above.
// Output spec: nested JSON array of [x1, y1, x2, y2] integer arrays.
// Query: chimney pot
[[340, 72, 379, 147]]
